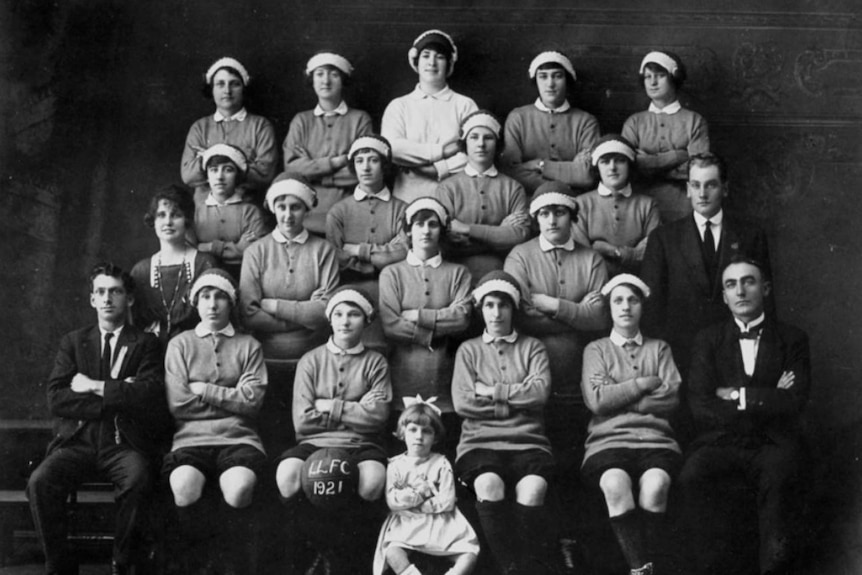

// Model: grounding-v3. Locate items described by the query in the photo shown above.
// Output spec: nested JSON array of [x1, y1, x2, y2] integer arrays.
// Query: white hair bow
[[402, 394, 442, 416]]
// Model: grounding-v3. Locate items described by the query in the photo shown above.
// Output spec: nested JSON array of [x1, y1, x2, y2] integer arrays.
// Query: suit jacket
[[46, 324, 169, 455], [641, 213, 771, 367], [687, 318, 810, 448]]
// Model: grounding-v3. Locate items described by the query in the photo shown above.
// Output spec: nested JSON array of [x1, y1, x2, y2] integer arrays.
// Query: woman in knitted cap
[[501, 50, 600, 197], [378, 196, 472, 457], [181, 56, 278, 204], [194, 143, 269, 280], [282, 52, 373, 234], [452, 271, 556, 575], [581, 274, 682, 575], [131, 185, 218, 348], [571, 135, 660, 276], [621, 50, 710, 223], [163, 268, 267, 573], [381, 29, 478, 204], [435, 110, 530, 286]]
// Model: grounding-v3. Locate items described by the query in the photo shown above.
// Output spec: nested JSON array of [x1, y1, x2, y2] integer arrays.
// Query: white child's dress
[[373, 452, 480, 575]]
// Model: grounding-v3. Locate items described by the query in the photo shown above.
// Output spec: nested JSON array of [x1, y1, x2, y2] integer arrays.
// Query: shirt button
[[501, 366, 506, 371], [481, 206, 486, 210], [633, 365, 639, 369], [339, 367, 344, 372], [615, 217, 620, 221], [338, 382, 344, 387], [424, 278, 429, 282], [425, 291, 430, 296], [370, 210, 375, 215], [560, 280, 566, 285], [220, 219, 226, 223], [498, 350, 504, 355], [550, 124, 555, 128], [289, 268, 294, 273], [479, 190, 485, 195], [370, 228, 376, 233], [557, 260, 562, 266], [550, 143, 556, 148], [216, 363, 221, 367]]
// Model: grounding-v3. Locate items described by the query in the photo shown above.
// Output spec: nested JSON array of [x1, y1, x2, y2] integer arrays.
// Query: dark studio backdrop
[[1, 0, 860, 571]]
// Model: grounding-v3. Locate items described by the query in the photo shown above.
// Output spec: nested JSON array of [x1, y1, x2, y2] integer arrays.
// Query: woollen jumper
[[621, 107, 709, 179], [292, 342, 392, 447], [166, 326, 268, 454], [581, 335, 681, 464], [501, 103, 600, 195], [326, 191, 408, 273], [195, 200, 269, 267], [379, 257, 472, 411], [452, 333, 552, 460]]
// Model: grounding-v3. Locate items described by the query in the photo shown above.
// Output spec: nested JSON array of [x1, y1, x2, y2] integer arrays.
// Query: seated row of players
[[28, 248, 808, 575], [181, 29, 708, 233]]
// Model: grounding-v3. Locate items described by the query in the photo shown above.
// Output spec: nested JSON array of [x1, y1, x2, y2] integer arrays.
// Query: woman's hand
[[636, 376, 663, 393], [531, 294, 559, 315], [475, 382, 494, 398], [581, 290, 604, 307], [331, 154, 349, 170], [449, 219, 470, 236], [521, 159, 544, 173], [400, 310, 420, 323], [260, 299, 278, 315], [342, 243, 362, 257], [442, 139, 461, 159], [501, 212, 530, 227], [314, 399, 334, 413], [590, 373, 615, 387], [189, 382, 207, 396]]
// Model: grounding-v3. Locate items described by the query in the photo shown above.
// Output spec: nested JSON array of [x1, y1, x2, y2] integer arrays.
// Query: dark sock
[[476, 500, 518, 574], [514, 502, 556, 574], [176, 501, 216, 571], [641, 509, 666, 566], [609, 508, 648, 569]]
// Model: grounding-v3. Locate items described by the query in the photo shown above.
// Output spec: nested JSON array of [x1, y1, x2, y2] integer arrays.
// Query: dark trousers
[[26, 424, 152, 574], [678, 440, 803, 575]]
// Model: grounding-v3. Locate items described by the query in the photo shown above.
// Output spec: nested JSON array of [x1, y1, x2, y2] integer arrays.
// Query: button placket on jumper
[[335, 354, 347, 396], [210, 333, 223, 379], [283, 242, 296, 276]]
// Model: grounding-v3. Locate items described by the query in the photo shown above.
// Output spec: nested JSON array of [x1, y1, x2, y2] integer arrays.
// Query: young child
[[374, 398, 479, 575], [581, 274, 682, 575], [571, 135, 660, 276], [195, 143, 268, 279]]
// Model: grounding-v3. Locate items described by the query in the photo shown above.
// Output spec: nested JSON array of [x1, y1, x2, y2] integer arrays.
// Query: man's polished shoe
[[111, 560, 129, 575]]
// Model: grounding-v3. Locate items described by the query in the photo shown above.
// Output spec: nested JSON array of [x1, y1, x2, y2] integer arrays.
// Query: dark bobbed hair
[[402, 207, 449, 241], [89, 262, 135, 295], [410, 41, 453, 70], [143, 184, 195, 229], [204, 154, 248, 186], [687, 152, 728, 184], [531, 62, 575, 90], [589, 152, 637, 183], [638, 53, 687, 90], [347, 147, 396, 189], [722, 254, 771, 283], [395, 403, 446, 444]]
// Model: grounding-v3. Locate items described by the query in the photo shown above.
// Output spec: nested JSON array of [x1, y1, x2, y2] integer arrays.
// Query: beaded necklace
[[153, 250, 192, 337]]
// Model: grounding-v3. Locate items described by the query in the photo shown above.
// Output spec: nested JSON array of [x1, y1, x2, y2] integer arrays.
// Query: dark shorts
[[278, 442, 388, 466], [455, 448, 555, 489], [581, 447, 682, 488], [162, 444, 266, 478]]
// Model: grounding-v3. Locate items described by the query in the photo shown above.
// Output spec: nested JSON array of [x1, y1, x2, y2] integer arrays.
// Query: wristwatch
[[730, 389, 740, 401], [538, 160, 545, 172]]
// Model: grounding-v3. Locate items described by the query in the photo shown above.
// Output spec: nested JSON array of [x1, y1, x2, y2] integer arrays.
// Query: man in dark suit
[[27, 263, 168, 575], [679, 256, 810, 575], [641, 152, 771, 378]]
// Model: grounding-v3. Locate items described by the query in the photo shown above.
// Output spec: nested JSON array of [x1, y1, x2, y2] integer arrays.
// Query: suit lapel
[[751, 321, 780, 388], [679, 218, 711, 296], [113, 327, 137, 380], [719, 321, 748, 386], [84, 326, 102, 379]]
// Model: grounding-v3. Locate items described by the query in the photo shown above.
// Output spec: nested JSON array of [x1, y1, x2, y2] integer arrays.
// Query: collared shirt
[[326, 337, 365, 356], [98, 325, 125, 367], [272, 228, 310, 245], [734, 313, 765, 376], [538, 234, 575, 252], [214, 108, 248, 123], [406, 250, 443, 268], [693, 209, 724, 246], [353, 186, 392, 202], [205, 193, 244, 207], [481, 329, 519, 344], [534, 98, 572, 114], [464, 164, 499, 178], [609, 329, 643, 349], [194, 322, 236, 339], [410, 84, 455, 102], [313, 101, 349, 117], [597, 183, 633, 198], [648, 101, 682, 115]]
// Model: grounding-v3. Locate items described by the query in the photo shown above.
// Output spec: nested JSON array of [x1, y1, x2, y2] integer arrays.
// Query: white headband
[[473, 279, 521, 309], [601, 273, 651, 299], [402, 394, 442, 416], [202, 144, 248, 173], [591, 140, 636, 165], [348, 137, 391, 161], [528, 51, 576, 80], [640, 51, 678, 76], [530, 191, 576, 216], [265, 178, 317, 211], [406, 197, 448, 226], [205, 57, 250, 85], [305, 52, 354, 77], [408, 29, 458, 76], [460, 112, 501, 140], [325, 289, 375, 321], [191, 273, 237, 305]]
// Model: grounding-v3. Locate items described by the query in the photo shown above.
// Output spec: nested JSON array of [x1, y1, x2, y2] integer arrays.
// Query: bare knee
[[276, 458, 304, 500], [599, 468, 635, 516], [515, 475, 548, 506], [357, 461, 386, 501], [638, 468, 672, 512], [220, 467, 257, 509], [170, 466, 206, 507], [473, 472, 505, 502]]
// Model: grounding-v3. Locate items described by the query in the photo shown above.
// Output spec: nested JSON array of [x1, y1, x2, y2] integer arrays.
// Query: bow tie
[[738, 326, 763, 340]]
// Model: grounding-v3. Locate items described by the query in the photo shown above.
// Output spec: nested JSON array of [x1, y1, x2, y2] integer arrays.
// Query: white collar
[[539, 234, 575, 252], [465, 164, 498, 178], [98, 325, 125, 341], [195, 322, 236, 338], [214, 108, 248, 122], [734, 314, 765, 333], [534, 98, 572, 114], [272, 228, 310, 244], [406, 250, 442, 268], [610, 329, 643, 348], [314, 101, 349, 117], [598, 183, 633, 198], [353, 186, 391, 202], [648, 101, 682, 115], [693, 209, 724, 228], [482, 329, 519, 344], [205, 193, 243, 206], [410, 84, 453, 101], [326, 337, 365, 355]]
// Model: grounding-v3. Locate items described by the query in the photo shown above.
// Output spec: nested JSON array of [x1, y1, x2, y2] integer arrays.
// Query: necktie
[[703, 220, 715, 256], [738, 325, 763, 340], [101, 332, 114, 379]]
